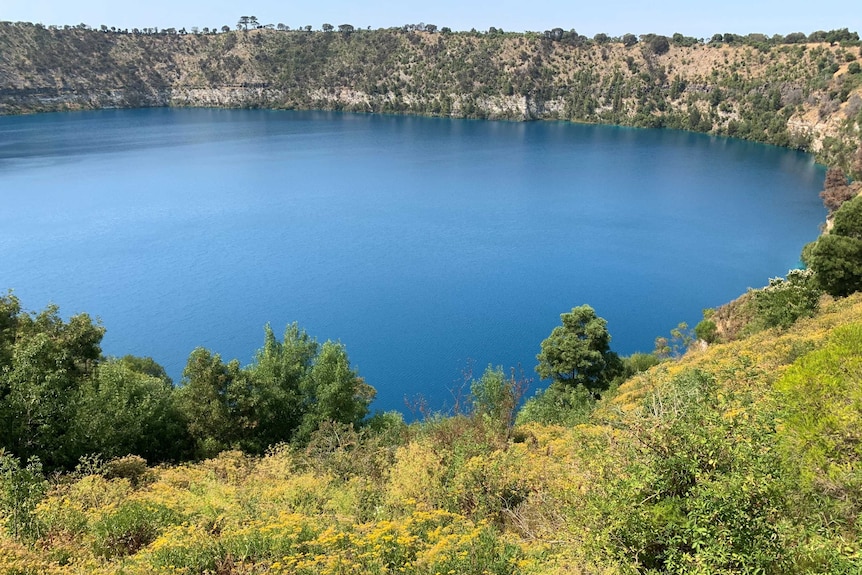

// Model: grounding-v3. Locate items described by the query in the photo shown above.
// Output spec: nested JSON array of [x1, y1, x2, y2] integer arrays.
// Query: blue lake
[[0, 109, 825, 413]]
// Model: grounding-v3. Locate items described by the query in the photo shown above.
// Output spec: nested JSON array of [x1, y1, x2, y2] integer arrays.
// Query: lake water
[[0, 109, 825, 413]]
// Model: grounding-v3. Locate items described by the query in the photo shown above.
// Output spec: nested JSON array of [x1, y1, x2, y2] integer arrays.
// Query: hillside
[[2, 292, 861, 573], [3, 21, 862, 574], [1, 23, 861, 167]]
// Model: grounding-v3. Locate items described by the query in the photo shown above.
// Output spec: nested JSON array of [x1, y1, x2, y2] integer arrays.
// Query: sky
[[2, 0, 860, 39]]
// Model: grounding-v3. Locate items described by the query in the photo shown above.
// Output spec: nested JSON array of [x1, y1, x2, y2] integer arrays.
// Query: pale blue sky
[[2, 0, 860, 39]]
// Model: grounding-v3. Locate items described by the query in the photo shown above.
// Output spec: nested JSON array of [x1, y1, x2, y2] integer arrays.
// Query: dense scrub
[[2, 288, 862, 572], [0, 293, 376, 469]]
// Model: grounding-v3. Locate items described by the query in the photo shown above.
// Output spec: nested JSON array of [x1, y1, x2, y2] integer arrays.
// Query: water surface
[[0, 109, 825, 412]]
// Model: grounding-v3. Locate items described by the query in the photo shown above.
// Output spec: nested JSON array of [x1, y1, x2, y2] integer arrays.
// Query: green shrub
[[805, 235, 862, 297], [622, 352, 662, 375], [0, 453, 47, 540], [103, 455, 150, 487], [516, 383, 597, 426], [805, 195, 862, 297], [91, 500, 180, 557], [749, 268, 822, 330], [775, 324, 862, 515], [694, 309, 719, 343], [586, 370, 789, 572]]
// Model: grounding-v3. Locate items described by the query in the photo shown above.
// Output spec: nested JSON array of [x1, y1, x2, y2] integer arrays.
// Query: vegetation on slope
[[2, 178, 862, 571], [3, 20, 862, 574], [2, 289, 862, 573], [0, 296, 376, 470], [1, 22, 862, 167]]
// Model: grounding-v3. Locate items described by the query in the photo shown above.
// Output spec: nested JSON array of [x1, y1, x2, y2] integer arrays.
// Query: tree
[[536, 305, 620, 396], [0, 302, 104, 470], [809, 237, 862, 299], [648, 35, 670, 55], [0, 453, 47, 540], [322, 23, 333, 32], [547, 28, 564, 42], [241, 323, 319, 451], [296, 340, 375, 443], [804, 195, 862, 297], [338, 24, 355, 37], [237, 16, 258, 31], [832, 194, 862, 239], [469, 366, 528, 435], [75, 357, 187, 462], [0, 292, 21, 370], [750, 269, 822, 330], [820, 167, 855, 212], [654, 321, 696, 359], [174, 348, 245, 457], [177, 323, 376, 455], [622, 33, 638, 47]]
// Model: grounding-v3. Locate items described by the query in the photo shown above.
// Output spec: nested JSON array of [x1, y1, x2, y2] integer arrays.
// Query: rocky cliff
[[1, 23, 860, 167]]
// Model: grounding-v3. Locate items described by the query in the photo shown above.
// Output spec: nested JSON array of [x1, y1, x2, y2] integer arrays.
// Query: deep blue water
[[0, 109, 825, 413]]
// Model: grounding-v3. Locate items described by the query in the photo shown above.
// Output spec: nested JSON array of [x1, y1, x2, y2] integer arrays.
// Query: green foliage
[[775, 324, 862, 522], [296, 340, 376, 444], [515, 382, 596, 426], [468, 366, 527, 436], [749, 268, 823, 330], [75, 357, 187, 462], [694, 318, 718, 343], [91, 500, 180, 557], [805, 196, 862, 297], [833, 192, 862, 238], [103, 455, 151, 487], [586, 370, 789, 572], [243, 322, 318, 449], [536, 305, 621, 396], [623, 352, 662, 374], [0, 294, 104, 469], [175, 348, 246, 458], [176, 323, 376, 455], [646, 34, 670, 55], [0, 295, 377, 469], [0, 452, 47, 540], [2, 292, 862, 573]]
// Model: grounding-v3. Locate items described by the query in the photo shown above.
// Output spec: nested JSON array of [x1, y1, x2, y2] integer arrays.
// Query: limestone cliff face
[[1, 23, 860, 163]]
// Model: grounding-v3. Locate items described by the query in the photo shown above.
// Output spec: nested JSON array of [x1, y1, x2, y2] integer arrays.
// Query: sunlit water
[[0, 109, 825, 412]]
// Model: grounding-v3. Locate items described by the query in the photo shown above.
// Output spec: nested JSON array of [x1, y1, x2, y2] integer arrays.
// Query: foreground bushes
[[3, 297, 862, 573], [0, 293, 377, 470], [1, 448, 531, 575]]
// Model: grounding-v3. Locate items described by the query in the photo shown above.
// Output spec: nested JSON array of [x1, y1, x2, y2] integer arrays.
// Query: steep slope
[[1, 23, 861, 166]]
